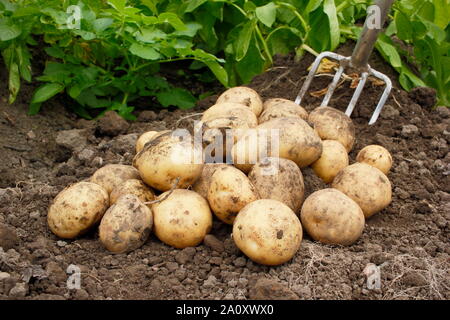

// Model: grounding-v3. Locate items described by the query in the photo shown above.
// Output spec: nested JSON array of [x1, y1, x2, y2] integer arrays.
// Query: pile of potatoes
[[47, 86, 393, 265]]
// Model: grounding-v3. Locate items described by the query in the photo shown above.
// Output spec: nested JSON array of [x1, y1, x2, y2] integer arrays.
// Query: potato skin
[[332, 163, 392, 218], [258, 99, 308, 124], [248, 157, 305, 214], [207, 166, 259, 224], [48, 182, 109, 239], [356, 145, 393, 175], [311, 140, 349, 183], [233, 199, 302, 266], [201, 102, 258, 127], [192, 163, 230, 199], [90, 164, 140, 194], [110, 179, 155, 205], [300, 189, 365, 245], [151, 189, 212, 249], [216, 87, 263, 116], [308, 107, 356, 152], [136, 131, 158, 153], [99, 194, 153, 253]]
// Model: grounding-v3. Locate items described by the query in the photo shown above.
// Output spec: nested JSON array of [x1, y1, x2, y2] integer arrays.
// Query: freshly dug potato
[[110, 179, 155, 205], [308, 106, 356, 152], [133, 131, 204, 191], [192, 163, 230, 199], [135, 130, 170, 153], [248, 157, 304, 213], [258, 99, 308, 124], [233, 199, 302, 266], [232, 117, 323, 172], [300, 189, 365, 245], [207, 166, 259, 224], [99, 194, 153, 253], [332, 163, 392, 218], [216, 87, 263, 116], [203, 116, 256, 143], [201, 102, 258, 127], [356, 145, 393, 175], [151, 189, 212, 249], [48, 182, 109, 239], [90, 164, 140, 194], [311, 140, 349, 183]]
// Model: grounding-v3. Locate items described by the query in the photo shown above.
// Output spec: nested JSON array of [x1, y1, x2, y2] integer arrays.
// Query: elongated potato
[[110, 179, 155, 205], [216, 87, 263, 116], [133, 131, 204, 191], [99, 194, 153, 253], [311, 140, 349, 183], [300, 189, 365, 245], [258, 99, 308, 124], [248, 157, 304, 213], [332, 163, 392, 218], [207, 166, 259, 224], [192, 163, 230, 199], [308, 107, 356, 152], [90, 164, 140, 194], [151, 189, 212, 249], [233, 199, 302, 266], [356, 145, 393, 175], [48, 182, 109, 239]]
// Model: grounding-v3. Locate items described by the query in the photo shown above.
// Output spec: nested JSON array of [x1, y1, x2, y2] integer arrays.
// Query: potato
[[135, 130, 170, 153], [300, 189, 365, 245], [110, 179, 155, 205], [48, 182, 109, 239], [151, 189, 212, 249], [216, 87, 263, 116], [99, 194, 153, 253], [332, 163, 392, 218], [232, 199, 302, 266], [311, 140, 349, 183], [90, 164, 140, 194], [308, 106, 356, 152], [207, 166, 259, 224], [232, 117, 322, 173], [133, 131, 204, 191], [203, 116, 255, 143], [201, 102, 258, 127], [248, 157, 304, 213], [356, 145, 393, 175], [258, 99, 308, 124], [192, 163, 230, 199]]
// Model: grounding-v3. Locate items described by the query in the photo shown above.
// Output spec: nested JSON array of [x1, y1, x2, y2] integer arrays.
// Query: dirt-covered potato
[[151, 189, 212, 249], [135, 130, 170, 153], [233, 199, 302, 266], [110, 179, 155, 205], [201, 102, 258, 127], [258, 99, 308, 124], [216, 87, 263, 116], [203, 116, 256, 144], [308, 106, 356, 152], [248, 157, 304, 213], [311, 140, 349, 183], [232, 117, 322, 172], [133, 131, 203, 191], [332, 163, 392, 218], [207, 166, 259, 224], [192, 163, 230, 199], [99, 194, 153, 253], [300, 189, 365, 245], [90, 164, 140, 194], [48, 182, 109, 239], [356, 145, 393, 175]]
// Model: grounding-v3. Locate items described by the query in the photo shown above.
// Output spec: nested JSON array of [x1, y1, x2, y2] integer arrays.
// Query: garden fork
[[295, 0, 394, 125]]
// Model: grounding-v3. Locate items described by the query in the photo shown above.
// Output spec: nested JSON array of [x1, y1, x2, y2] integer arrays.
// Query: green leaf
[[395, 12, 412, 41], [93, 18, 114, 33], [129, 43, 161, 60], [108, 0, 126, 12], [158, 12, 186, 31], [433, 0, 449, 29], [236, 36, 266, 84], [8, 62, 20, 104], [255, 2, 277, 28], [30, 83, 64, 104], [156, 88, 196, 109], [305, 0, 323, 13], [202, 60, 228, 87], [267, 26, 302, 55], [185, 0, 207, 13], [323, 0, 340, 50], [376, 35, 402, 69], [0, 23, 21, 41], [235, 20, 255, 61], [173, 22, 202, 37]]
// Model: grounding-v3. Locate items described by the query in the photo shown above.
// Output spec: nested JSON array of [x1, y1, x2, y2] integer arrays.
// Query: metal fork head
[[295, 51, 392, 125]]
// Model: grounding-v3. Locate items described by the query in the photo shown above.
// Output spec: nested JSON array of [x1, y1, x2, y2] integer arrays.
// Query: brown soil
[[0, 42, 449, 300]]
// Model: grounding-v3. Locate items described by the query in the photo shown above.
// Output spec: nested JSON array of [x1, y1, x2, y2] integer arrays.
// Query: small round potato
[[48, 182, 109, 239], [233, 199, 302, 266], [216, 87, 263, 116], [311, 140, 349, 183], [332, 163, 392, 218], [308, 106, 356, 152], [99, 194, 153, 253], [192, 163, 230, 199], [258, 99, 308, 124], [151, 189, 212, 249], [356, 145, 393, 175], [248, 157, 305, 213], [207, 166, 259, 224], [110, 179, 155, 205], [90, 164, 140, 194], [300, 189, 365, 245]]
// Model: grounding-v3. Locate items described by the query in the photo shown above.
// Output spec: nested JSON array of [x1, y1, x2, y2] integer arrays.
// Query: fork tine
[[345, 72, 369, 117], [321, 65, 344, 107], [368, 70, 392, 125]]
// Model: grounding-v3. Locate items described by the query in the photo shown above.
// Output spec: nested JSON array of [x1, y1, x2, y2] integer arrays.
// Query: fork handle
[[350, 0, 395, 71]]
